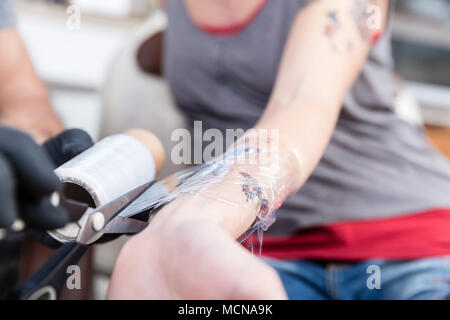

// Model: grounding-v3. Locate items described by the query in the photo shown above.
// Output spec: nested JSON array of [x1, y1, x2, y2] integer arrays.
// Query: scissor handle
[[14, 242, 88, 300]]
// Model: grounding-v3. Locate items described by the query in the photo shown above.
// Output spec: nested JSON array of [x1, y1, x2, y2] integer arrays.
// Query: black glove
[[37, 128, 94, 247], [0, 127, 93, 298], [0, 126, 64, 230], [43, 128, 93, 168], [0, 126, 93, 231]]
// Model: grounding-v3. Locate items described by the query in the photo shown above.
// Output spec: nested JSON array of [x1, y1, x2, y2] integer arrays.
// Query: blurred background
[[12, 0, 450, 299]]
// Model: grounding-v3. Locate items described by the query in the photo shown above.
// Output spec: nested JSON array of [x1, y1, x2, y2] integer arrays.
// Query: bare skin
[[108, 0, 388, 299], [0, 28, 63, 143]]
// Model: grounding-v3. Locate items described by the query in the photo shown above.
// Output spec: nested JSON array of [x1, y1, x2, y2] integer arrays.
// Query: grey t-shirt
[[165, 0, 450, 234], [0, 0, 16, 29]]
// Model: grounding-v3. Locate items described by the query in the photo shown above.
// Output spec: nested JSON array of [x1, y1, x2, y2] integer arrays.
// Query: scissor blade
[[119, 173, 183, 218], [118, 182, 167, 218], [102, 216, 149, 235], [76, 181, 154, 245]]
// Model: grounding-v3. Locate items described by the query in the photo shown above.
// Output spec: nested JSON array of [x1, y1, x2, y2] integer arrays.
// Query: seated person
[[108, 0, 450, 299]]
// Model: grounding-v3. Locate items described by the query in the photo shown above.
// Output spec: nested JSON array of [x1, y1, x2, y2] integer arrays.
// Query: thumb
[[43, 129, 94, 167]]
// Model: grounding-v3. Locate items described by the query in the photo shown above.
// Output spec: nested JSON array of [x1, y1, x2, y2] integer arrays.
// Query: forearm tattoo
[[240, 172, 270, 218]]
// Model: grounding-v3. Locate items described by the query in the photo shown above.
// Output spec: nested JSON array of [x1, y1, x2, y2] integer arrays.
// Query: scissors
[[14, 180, 163, 300]]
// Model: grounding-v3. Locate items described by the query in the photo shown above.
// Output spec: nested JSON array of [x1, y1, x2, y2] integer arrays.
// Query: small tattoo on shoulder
[[346, 40, 353, 52], [324, 10, 341, 51], [324, 11, 340, 35]]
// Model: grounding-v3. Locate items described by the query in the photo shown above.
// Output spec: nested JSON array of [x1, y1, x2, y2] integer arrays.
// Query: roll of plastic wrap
[[49, 129, 164, 242]]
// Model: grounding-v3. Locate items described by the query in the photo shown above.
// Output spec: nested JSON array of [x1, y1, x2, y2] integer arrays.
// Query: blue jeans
[[265, 256, 450, 300]]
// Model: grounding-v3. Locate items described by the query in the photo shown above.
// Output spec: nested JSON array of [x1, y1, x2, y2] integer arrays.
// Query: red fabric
[[370, 30, 382, 45], [195, 0, 269, 36], [250, 208, 450, 261]]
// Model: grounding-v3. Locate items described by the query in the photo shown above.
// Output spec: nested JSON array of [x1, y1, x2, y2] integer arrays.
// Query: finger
[[0, 126, 60, 196], [0, 154, 17, 228], [20, 197, 69, 230], [43, 128, 94, 167], [165, 223, 287, 299]]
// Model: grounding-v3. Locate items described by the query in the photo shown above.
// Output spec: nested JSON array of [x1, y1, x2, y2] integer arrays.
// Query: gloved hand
[[38, 128, 94, 247], [43, 128, 94, 168], [0, 126, 93, 231]]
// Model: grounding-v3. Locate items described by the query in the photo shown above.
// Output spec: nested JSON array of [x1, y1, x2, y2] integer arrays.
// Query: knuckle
[[7, 131, 39, 160], [20, 135, 39, 155], [11, 129, 32, 145]]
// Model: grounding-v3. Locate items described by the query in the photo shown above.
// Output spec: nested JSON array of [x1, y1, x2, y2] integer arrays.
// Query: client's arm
[[108, 0, 388, 299]]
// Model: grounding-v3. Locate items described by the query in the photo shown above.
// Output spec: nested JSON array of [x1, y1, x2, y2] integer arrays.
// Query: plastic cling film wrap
[[123, 133, 301, 254], [55, 134, 156, 205], [49, 133, 158, 242]]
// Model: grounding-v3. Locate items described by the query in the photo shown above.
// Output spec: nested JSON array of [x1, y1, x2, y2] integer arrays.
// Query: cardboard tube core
[[124, 129, 165, 174], [49, 129, 165, 243]]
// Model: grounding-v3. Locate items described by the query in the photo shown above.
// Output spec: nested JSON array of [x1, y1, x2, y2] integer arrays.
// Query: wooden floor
[[426, 126, 450, 159]]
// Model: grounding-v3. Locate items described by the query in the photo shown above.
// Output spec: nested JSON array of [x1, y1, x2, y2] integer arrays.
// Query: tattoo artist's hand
[[42, 128, 93, 168], [108, 197, 287, 300], [0, 126, 93, 237]]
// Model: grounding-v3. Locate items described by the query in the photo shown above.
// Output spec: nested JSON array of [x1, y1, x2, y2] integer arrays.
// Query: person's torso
[[0, 0, 16, 29]]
